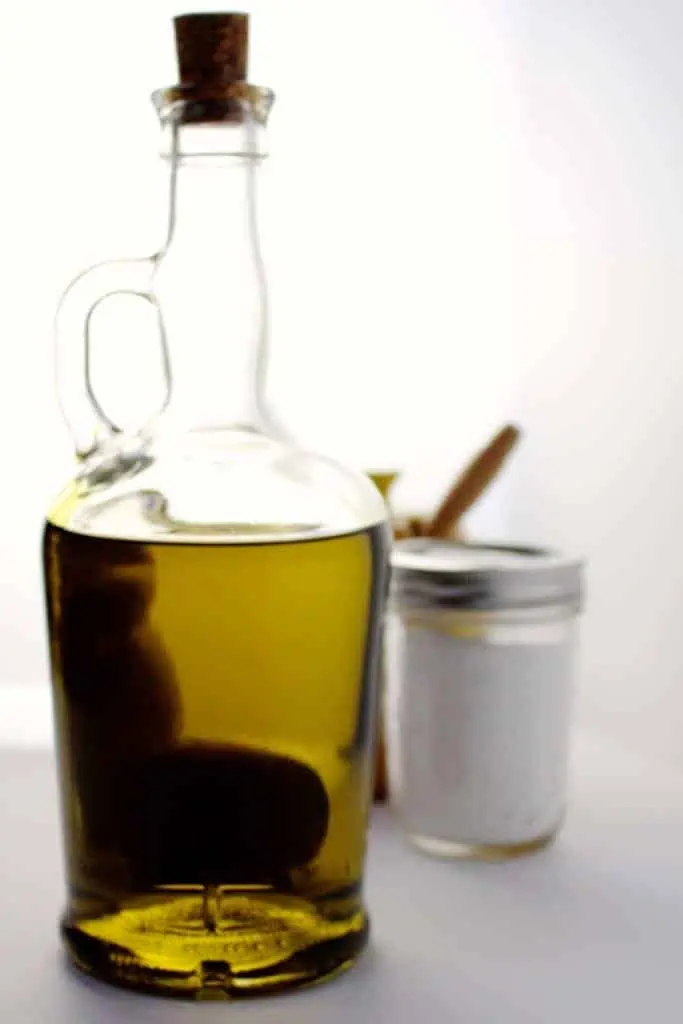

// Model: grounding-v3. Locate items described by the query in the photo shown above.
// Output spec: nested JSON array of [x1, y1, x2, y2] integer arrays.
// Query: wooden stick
[[426, 424, 521, 538]]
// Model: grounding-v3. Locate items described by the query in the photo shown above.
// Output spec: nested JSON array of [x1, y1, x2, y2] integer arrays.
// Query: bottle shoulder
[[47, 431, 388, 543]]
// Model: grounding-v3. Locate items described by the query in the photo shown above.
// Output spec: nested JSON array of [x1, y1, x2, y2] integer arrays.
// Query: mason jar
[[386, 540, 584, 859]]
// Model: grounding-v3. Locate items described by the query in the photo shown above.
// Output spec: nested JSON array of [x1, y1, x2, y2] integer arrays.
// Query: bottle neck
[[157, 121, 269, 436]]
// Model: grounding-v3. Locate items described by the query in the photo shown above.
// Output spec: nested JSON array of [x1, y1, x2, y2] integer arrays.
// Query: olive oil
[[44, 521, 388, 997]]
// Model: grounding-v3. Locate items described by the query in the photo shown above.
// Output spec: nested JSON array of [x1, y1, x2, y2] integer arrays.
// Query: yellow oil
[[43, 520, 388, 997]]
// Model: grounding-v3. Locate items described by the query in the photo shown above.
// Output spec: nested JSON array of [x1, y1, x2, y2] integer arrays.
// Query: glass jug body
[[43, 79, 389, 999]]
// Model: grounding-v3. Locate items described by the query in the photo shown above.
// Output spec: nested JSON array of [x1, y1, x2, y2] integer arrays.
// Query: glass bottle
[[43, 13, 389, 999]]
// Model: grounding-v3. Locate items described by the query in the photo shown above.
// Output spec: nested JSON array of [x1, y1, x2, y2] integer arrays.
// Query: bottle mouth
[[153, 83, 275, 126]]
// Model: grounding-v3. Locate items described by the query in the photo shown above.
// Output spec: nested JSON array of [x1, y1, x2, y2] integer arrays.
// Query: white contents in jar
[[387, 616, 576, 847]]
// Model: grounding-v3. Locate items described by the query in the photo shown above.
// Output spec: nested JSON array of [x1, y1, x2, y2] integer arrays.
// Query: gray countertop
[[1, 731, 682, 1022]]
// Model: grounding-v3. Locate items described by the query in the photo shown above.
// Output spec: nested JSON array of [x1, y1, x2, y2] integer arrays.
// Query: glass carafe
[[43, 13, 389, 999]]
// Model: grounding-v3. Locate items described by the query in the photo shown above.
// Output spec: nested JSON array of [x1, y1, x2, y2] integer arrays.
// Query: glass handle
[[55, 256, 170, 458]]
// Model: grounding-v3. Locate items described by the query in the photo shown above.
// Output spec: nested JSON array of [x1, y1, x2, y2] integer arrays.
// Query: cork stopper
[[174, 13, 249, 87], [155, 13, 272, 125]]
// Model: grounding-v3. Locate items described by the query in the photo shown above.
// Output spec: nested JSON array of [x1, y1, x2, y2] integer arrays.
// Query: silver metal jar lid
[[391, 539, 583, 611]]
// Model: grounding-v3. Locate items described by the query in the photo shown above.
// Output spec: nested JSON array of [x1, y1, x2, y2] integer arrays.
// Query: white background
[[1, 1, 682, 766]]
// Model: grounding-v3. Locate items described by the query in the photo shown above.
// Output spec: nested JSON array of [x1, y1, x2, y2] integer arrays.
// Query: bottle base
[[409, 827, 559, 862], [61, 889, 369, 999]]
